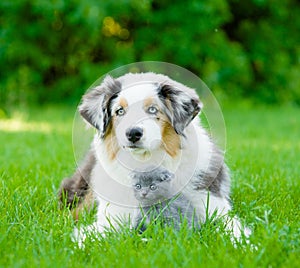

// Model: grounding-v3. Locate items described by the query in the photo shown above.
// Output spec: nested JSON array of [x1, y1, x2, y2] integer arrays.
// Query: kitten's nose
[[142, 192, 147, 197]]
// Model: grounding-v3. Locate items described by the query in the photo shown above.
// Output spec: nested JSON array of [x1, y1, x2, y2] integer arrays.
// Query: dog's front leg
[[73, 200, 134, 247]]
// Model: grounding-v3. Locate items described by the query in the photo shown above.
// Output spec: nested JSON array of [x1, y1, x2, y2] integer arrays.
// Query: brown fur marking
[[143, 96, 155, 108], [119, 97, 128, 108], [72, 189, 96, 221], [104, 121, 119, 161], [161, 118, 180, 158]]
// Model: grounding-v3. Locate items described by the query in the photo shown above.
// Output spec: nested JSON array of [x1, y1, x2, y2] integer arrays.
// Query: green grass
[[1, 104, 299, 267]]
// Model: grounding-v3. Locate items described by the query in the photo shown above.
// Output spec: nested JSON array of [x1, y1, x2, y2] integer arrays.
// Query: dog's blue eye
[[116, 107, 125, 116], [148, 106, 158, 114], [135, 184, 141, 190], [150, 184, 157, 191]]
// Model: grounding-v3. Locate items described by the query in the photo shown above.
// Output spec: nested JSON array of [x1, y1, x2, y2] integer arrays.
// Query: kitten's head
[[130, 167, 174, 206]]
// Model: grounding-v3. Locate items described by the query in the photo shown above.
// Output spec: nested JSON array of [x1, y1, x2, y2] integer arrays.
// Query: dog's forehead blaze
[[118, 83, 158, 106]]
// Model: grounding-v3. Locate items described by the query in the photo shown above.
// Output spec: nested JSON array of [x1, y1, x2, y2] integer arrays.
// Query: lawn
[[0, 104, 299, 267]]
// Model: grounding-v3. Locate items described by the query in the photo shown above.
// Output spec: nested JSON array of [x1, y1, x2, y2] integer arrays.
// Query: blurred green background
[[1, 0, 300, 110]]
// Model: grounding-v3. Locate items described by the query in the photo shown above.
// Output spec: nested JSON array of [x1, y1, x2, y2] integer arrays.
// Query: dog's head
[[79, 73, 202, 160]]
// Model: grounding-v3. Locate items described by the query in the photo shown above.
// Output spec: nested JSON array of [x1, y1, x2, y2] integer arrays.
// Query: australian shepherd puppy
[[59, 72, 250, 243]]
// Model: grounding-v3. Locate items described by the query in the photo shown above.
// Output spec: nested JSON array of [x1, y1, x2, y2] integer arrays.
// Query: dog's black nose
[[126, 127, 143, 143]]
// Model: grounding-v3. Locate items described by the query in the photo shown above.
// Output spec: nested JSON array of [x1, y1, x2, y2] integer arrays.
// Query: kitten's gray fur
[[131, 167, 200, 232]]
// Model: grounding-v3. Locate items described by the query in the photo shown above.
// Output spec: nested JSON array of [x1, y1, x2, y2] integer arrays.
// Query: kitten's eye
[[135, 184, 141, 190], [116, 107, 125, 116], [147, 106, 158, 114], [150, 184, 157, 191]]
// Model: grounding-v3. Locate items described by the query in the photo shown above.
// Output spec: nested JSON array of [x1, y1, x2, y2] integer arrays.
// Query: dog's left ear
[[157, 83, 203, 136], [79, 76, 121, 138]]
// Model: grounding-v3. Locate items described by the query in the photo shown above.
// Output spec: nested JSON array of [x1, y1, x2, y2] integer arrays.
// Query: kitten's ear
[[160, 171, 174, 182]]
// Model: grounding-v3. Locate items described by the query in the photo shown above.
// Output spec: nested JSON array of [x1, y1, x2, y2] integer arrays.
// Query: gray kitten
[[130, 167, 200, 232]]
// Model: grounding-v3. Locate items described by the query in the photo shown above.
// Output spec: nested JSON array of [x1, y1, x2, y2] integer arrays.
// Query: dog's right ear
[[79, 76, 121, 138], [157, 83, 202, 136]]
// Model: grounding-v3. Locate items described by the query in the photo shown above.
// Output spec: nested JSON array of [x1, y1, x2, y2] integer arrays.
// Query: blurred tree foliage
[[0, 0, 300, 108]]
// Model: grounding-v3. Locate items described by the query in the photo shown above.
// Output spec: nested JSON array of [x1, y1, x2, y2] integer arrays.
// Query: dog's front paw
[[71, 223, 105, 249], [72, 226, 87, 249], [229, 217, 258, 250]]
